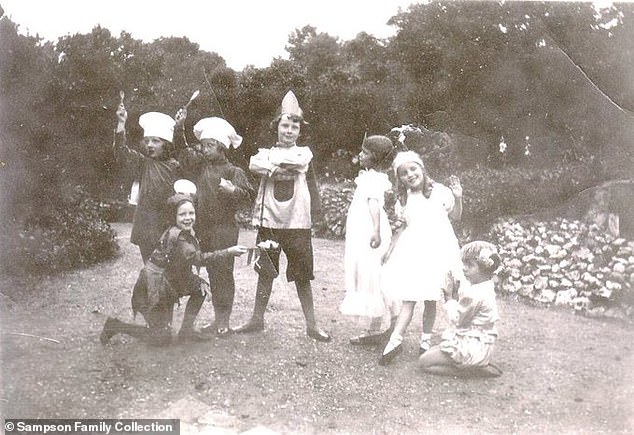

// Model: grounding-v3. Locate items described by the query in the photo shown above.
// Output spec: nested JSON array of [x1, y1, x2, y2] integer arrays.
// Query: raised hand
[[447, 175, 462, 198], [175, 107, 187, 128]]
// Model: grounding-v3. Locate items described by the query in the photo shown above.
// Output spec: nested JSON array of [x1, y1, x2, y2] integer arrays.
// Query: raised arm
[[112, 103, 144, 169], [447, 175, 463, 222]]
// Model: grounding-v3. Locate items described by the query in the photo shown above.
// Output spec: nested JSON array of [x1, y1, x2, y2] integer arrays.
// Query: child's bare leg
[[297, 280, 331, 342], [382, 301, 415, 354], [422, 300, 436, 334], [234, 275, 273, 333], [416, 346, 459, 375]]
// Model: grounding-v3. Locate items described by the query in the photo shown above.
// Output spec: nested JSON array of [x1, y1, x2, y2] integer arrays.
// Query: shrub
[[461, 157, 604, 235], [0, 187, 118, 275]]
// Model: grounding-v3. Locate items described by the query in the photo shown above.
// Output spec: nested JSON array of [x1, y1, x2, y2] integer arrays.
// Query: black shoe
[[307, 327, 331, 342], [379, 343, 403, 366], [99, 317, 118, 345], [234, 321, 264, 334]]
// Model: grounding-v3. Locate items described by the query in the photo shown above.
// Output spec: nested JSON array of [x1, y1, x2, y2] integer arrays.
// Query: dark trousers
[[199, 223, 239, 327]]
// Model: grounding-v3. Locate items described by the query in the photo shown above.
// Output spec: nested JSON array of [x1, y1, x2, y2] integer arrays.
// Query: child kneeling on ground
[[100, 186, 247, 346], [416, 241, 503, 377]]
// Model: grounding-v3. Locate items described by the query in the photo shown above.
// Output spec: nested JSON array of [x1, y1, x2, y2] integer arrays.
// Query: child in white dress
[[379, 151, 463, 365], [417, 241, 502, 377], [340, 135, 399, 345]]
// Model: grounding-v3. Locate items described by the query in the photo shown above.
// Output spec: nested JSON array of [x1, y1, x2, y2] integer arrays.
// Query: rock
[[534, 276, 548, 290], [573, 296, 590, 311], [606, 281, 622, 292], [555, 289, 577, 306], [567, 270, 581, 281], [613, 263, 626, 274], [544, 244, 561, 257], [560, 278, 573, 288], [519, 284, 534, 297], [536, 289, 557, 304], [598, 287, 613, 299]]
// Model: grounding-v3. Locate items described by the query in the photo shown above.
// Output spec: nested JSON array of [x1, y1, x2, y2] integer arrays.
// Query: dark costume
[[177, 135, 254, 332], [101, 226, 236, 346], [114, 130, 180, 262]]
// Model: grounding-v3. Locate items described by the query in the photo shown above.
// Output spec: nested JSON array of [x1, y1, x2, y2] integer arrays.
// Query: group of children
[[341, 134, 502, 375], [100, 89, 502, 376]]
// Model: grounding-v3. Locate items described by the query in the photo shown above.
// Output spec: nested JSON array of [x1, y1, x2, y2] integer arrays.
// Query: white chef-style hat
[[138, 112, 175, 143], [193, 117, 243, 149]]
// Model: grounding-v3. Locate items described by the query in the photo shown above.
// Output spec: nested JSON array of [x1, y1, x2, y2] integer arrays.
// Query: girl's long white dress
[[381, 185, 462, 302], [340, 170, 396, 327]]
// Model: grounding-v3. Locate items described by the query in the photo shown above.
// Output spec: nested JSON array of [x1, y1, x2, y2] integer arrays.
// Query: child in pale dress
[[340, 135, 399, 345], [379, 151, 464, 365], [416, 241, 502, 377]]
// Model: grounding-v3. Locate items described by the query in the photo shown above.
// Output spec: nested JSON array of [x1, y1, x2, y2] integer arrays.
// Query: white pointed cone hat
[[279, 90, 304, 119]]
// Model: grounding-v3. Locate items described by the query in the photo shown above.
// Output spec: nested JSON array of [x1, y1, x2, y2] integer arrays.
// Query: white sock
[[383, 333, 403, 355], [420, 333, 432, 348]]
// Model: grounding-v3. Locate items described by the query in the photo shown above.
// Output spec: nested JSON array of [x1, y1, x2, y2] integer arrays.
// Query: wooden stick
[[7, 332, 61, 344]]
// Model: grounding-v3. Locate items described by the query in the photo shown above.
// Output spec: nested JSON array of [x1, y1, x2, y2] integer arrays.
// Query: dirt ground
[[1, 223, 633, 434]]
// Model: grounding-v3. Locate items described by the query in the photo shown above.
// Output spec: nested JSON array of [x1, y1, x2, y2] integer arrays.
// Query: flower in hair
[[479, 248, 495, 268]]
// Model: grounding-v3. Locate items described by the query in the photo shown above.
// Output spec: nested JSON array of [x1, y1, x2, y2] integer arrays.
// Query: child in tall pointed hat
[[235, 90, 331, 342]]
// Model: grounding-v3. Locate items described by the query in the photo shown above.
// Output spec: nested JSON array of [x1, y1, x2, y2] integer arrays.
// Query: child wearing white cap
[[175, 114, 254, 336], [114, 102, 181, 263], [234, 91, 331, 342]]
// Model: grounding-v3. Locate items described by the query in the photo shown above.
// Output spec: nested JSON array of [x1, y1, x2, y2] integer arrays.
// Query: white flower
[[479, 248, 495, 268], [257, 240, 280, 250]]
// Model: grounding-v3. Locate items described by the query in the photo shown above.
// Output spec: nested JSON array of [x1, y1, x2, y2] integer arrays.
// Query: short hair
[[269, 113, 305, 132], [460, 241, 501, 276], [166, 193, 196, 223]]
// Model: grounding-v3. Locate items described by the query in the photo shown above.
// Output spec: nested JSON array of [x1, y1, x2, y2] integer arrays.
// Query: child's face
[[144, 136, 167, 159], [201, 140, 225, 162], [462, 259, 488, 285], [397, 162, 425, 189], [277, 116, 301, 147], [176, 201, 196, 231], [358, 148, 373, 169]]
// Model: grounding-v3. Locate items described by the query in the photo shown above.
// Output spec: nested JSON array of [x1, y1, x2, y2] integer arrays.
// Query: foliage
[[0, 186, 118, 275], [2, 1, 633, 273], [460, 156, 606, 234]]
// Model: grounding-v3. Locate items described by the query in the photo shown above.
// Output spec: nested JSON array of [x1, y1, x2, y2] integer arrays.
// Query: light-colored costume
[[381, 184, 462, 302], [440, 279, 499, 367], [340, 169, 396, 328]]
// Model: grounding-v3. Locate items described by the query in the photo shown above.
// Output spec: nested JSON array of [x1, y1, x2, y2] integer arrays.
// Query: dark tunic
[[114, 131, 180, 250]]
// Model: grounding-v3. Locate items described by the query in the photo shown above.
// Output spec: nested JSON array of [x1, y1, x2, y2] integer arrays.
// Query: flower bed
[[490, 218, 634, 321]]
